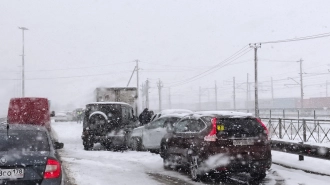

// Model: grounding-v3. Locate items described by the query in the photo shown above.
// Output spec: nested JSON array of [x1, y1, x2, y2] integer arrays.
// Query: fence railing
[[0, 117, 6, 124], [261, 117, 330, 144]]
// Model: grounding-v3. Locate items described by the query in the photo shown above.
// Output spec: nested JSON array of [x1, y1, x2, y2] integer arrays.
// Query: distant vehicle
[[7, 97, 53, 131], [130, 113, 188, 152], [160, 111, 271, 181], [150, 109, 193, 122], [94, 87, 138, 116], [0, 124, 64, 184], [72, 108, 84, 121], [81, 102, 139, 150], [54, 112, 73, 122]]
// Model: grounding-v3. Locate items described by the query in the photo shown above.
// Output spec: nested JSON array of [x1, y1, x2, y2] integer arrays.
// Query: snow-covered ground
[[52, 121, 330, 185]]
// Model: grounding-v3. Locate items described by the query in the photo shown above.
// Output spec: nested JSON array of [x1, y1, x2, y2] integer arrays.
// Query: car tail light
[[44, 158, 61, 179], [256, 118, 269, 139], [204, 118, 217, 142]]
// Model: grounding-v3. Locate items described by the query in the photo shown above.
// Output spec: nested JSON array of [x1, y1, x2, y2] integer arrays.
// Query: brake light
[[256, 118, 269, 139], [204, 118, 217, 142], [44, 158, 61, 179]]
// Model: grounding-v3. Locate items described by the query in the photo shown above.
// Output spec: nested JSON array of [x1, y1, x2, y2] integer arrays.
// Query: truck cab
[[81, 102, 139, 150]]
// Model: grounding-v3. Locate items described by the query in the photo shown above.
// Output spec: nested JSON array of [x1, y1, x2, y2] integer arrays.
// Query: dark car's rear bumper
[[216, 158, 272, 173]]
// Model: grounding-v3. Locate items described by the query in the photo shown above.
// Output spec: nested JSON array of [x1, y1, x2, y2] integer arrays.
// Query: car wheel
[[250, 171, 266, 181], [163, 157, 171, 170], [83, 141, 93, 151], [212, 171, 229, 183], [189, 156, 201, 181], [131, 138, 142, 151]]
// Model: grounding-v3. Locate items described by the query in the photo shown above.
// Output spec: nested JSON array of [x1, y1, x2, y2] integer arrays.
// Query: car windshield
[[0, 130, 50, 152]]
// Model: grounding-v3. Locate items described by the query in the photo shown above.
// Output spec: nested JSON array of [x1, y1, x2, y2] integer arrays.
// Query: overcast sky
[[1, 0, 330, 115]]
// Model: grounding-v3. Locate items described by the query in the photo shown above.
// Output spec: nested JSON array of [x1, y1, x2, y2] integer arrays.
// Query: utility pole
[[215, 81, 218, 110], [157, 79, 163, 111], [136, 60, 139, 114], [141, 83, 145, 108], [271, 77, 274, 108], [271, 77, 274, 100], [299, 59, 304, 108], [246, 73, 249, 110], [326, 80, 328, 97], [250, 43, 261, 117], [145, 79, 150, 108], [18, 27, 28, 97], [199, 86, 201, 110], [233, 77, 236, 110], [168, 88, 172, 109]]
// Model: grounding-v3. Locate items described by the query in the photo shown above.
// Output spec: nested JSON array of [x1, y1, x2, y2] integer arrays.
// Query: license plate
[[0, 169, 24, 179], [233, 140, 254, 146]]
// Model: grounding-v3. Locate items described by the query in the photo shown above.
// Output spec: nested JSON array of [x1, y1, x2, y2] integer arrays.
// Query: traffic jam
[[2, 1, 330, 185], [1, 94, 271, 185]]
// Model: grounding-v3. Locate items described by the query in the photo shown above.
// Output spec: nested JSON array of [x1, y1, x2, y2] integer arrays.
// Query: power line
[[166, 46, 252, 87], [0, 61, 132, 73], [0, 70, 132, 80], [259, 32, 330, 44]]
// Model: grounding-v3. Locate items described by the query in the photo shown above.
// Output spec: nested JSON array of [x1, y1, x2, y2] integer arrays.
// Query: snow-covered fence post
[[303, 119, 307, 142], [279, 118, 282, 139]]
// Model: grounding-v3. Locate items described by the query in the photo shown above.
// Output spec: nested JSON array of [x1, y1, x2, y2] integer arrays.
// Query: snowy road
[[52, 121, 330, 185]]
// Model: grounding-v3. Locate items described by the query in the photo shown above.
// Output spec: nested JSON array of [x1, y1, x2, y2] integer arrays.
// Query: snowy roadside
[[272, 150, 330, 176]]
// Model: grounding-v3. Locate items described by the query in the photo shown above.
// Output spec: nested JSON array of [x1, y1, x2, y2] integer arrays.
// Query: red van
[[7, 97, 52, 131]]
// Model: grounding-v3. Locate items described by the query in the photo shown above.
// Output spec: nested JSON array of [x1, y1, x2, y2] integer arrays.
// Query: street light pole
[[18, 27, 28, 97]]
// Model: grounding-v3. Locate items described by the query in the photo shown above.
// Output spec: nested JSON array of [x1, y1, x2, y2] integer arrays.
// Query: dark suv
[[160, 111, 271, 181], [81, 102, 139, 150]]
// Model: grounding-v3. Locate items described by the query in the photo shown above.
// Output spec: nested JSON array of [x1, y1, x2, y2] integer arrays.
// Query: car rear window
[[216, 118, 264, 137], [0, 130, 50, 152], [202, 117, 265, 137]]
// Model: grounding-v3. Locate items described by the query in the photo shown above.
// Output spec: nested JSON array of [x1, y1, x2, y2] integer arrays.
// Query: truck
[[7, 97, 52, 131], [81, 87, 140, 150], [94, 87, 138, 115]]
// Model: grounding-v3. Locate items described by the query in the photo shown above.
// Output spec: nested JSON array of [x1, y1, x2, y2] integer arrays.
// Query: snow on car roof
[[87, 102, 131, 106], [159, 109, 193, 115], [159, 113, 190, 118], [194, 111, 253, 118]]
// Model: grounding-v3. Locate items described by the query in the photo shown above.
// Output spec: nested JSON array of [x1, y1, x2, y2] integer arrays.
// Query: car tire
[[131, 138, 142, 151], [163, 157, 171, 170], [212, 172, 229, 183], [83, 142, 93, 151], [189, 156, 202, 182], [250, 171, 266, 181]]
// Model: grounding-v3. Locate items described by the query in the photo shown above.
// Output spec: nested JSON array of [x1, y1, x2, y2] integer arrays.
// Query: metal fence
[[0, 117, 6, 124], [262, 117, 330, 144]]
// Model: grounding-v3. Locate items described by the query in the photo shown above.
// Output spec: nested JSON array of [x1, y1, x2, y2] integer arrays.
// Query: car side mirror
[[54, 142, 64, 149], [50, 111, 55, 117], [166, 126, 175, 133]]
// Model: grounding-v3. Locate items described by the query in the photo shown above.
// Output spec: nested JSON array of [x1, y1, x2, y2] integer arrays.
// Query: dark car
[[0, 124, 64, 185], [81, 102, 139, 150], [160, 111, 271, 181], [130, 113, 188, 152]]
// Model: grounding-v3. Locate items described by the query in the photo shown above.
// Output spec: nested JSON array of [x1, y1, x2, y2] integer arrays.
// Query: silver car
[[129, 113, 188, 152]]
